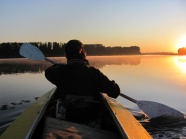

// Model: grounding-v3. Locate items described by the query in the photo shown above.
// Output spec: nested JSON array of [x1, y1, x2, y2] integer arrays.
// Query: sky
[[0, 0, 186, 53]]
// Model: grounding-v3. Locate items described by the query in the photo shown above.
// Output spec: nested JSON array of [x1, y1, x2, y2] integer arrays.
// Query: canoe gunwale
[[0, 87, 57, 139], [102, 94, 152, 139], [26, 88, 56, 139], [102, 94, 129, 139]]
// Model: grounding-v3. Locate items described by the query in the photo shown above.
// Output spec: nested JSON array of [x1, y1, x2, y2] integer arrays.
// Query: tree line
[[0, 42, 141, 58]]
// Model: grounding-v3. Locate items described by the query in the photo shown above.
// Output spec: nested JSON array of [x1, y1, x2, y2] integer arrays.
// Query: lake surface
[[0, 55, 186, 138]]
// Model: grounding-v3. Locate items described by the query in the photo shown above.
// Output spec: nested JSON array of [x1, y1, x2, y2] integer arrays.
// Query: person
[[45, 39, 120, 123]]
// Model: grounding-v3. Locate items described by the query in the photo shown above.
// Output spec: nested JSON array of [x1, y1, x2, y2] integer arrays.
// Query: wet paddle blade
[[19, 43, 45, 60], [137, 100, 186, 120]]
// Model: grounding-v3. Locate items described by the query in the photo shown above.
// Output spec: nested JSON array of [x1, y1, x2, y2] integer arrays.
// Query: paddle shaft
[[120, 93, 137, 103], [45, 54, 137, 104], [42, 52, 139, 105], [45, 58, 58, 64], [45, 56, 138, 105], [45, 55, 138, 104]]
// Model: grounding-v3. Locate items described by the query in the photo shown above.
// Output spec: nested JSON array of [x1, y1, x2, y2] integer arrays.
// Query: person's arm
[[92, 68, 120, 98], [45, 64, 64, 85]]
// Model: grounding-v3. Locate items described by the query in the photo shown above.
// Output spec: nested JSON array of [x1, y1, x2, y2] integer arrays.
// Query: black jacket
[[45, 59, 120, 98]]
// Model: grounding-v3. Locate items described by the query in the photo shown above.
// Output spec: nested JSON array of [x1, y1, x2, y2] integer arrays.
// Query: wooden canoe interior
[[30, 89, 123, 139], [41, 117, 120, 139]]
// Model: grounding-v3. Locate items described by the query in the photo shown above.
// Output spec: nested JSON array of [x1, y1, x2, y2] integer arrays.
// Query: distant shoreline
[[0, 53, 182, 59], [142, 53, 178, 55]]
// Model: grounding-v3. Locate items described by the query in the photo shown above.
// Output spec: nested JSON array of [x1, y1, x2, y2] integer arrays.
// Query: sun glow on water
[[174, 56, 186, 74]]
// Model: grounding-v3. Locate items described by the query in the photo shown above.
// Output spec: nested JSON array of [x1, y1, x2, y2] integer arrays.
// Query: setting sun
[[176, 36, 186, 50]]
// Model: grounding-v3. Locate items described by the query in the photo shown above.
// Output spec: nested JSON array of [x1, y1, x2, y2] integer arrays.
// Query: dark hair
[[65, 40, 86, 60]]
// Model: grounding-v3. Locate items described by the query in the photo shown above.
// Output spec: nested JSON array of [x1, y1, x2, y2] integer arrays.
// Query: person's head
[[65, 40, 86, 60]]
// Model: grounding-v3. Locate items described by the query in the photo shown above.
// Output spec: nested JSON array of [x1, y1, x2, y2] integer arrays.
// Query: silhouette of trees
[[0, 42, 23, 58], [178, 47, 186, 55], [0, 42, 141, 58]]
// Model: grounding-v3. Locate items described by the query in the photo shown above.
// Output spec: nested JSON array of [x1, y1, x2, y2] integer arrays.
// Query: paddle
[[19, 43, 186, 120], [120, 93, 186, 121], [19, 43, 58, 64]]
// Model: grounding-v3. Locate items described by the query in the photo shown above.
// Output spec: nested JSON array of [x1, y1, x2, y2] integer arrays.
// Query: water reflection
[[1, 56, 186, 138], [0, 56, 141, 74], [142, 120, 186, 138], [88, 56, 141, 69], [173, 56, 186, 74], [0, 58, 51, 75]]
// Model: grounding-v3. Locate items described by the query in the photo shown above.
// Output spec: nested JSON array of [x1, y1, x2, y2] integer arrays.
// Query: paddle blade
[[137, 100, 186, 120], [19, 43, 45, 60]]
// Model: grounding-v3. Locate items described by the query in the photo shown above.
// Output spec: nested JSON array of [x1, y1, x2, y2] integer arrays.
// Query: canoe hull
[[0, 88, 152, 139]]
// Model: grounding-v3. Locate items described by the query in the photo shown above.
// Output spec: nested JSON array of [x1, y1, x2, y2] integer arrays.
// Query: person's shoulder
[[88, 66, 98, 70], [88, 66, 101, 73], [57, 63, 66, 67], [47, 64, 66, 69]]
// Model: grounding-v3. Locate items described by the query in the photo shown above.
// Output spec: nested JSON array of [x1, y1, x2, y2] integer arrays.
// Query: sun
[[176, 36, 186, 50]]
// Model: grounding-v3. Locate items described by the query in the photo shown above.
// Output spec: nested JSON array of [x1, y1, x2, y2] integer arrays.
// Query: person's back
[[45, 39, 120, 99], [45, 39, 120, 123]]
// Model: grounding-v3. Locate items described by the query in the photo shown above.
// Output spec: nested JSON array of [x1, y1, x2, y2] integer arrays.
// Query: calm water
[[0, 55, 186, 138]]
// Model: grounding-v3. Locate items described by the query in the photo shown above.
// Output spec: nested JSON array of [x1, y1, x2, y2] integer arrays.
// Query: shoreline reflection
[[0, 56, 141, 74]]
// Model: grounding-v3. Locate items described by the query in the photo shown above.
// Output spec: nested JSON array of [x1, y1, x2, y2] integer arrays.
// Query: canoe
[[0, 88, 152, 139]]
